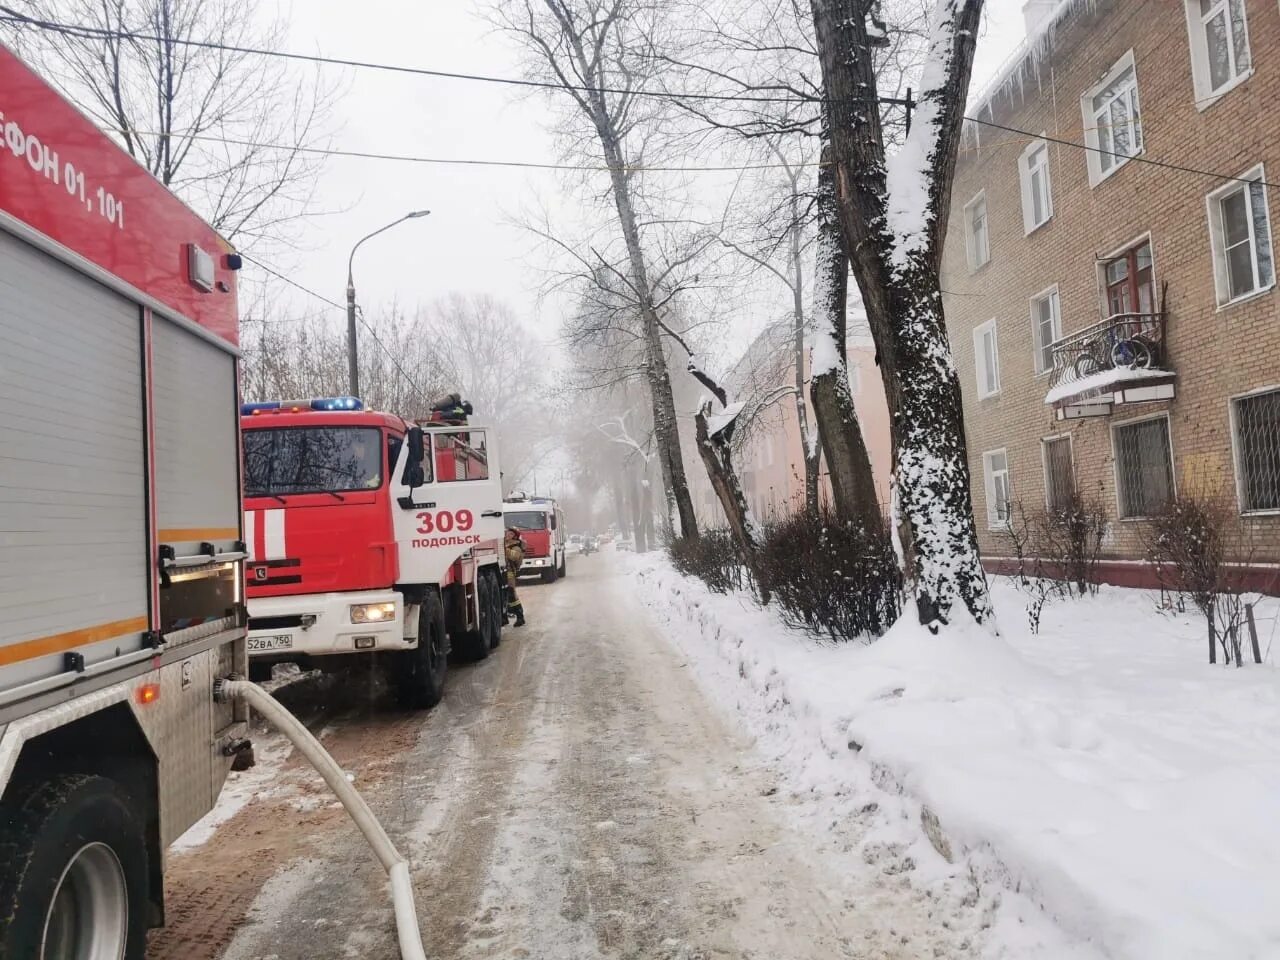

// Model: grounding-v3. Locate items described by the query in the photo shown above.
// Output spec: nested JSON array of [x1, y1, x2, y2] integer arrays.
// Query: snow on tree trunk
[[810, 0, 993, 630], [808, 148, 882, 534], [694, 403, 770, 602]]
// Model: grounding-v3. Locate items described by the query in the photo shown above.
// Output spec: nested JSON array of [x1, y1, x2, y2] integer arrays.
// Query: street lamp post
[[345, 210, 431, 396]]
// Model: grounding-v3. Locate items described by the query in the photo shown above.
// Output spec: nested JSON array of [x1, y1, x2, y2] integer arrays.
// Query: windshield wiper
[[321, 491, 347, 502], [251, 493, 288, 505]]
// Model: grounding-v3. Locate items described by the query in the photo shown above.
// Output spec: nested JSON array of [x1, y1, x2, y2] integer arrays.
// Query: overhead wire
[[3, 6, 1276, 189], [0, 7, 894, 106]]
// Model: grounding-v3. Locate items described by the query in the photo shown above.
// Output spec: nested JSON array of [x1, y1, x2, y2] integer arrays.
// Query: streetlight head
[[407, 209, 431, 219]]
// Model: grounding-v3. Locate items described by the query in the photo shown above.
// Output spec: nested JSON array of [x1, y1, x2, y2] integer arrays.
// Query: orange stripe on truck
[[0, 616, 149, 668], [158, 527, 240, 543]]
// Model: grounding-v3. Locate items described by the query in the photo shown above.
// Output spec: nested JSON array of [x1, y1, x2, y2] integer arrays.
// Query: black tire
[[485, 571, 503, 650], [542, 562, 558, 584], [558, 551, 567, 578], [1110, 337, 1151, 370], [1073, 350, 1103, 380], [0, 774, 149, 960], [457, 576, 493, 661], [395, 590, 447, 709]]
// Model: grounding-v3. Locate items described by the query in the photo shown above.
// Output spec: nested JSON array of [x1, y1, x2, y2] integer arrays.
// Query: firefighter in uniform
[[504, 527, 527, 627]]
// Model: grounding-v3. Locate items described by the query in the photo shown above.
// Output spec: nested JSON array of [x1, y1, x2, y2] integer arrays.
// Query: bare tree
[[421, 293, 555, 490], [493, 0, 701, 539], [240, 298, 451, 419], [2, 0, 335, 248], [810, 0, 992, 629]]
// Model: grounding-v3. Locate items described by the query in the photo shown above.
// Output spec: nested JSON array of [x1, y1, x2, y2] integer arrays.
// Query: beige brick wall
[[943, 0, 1280, 564]]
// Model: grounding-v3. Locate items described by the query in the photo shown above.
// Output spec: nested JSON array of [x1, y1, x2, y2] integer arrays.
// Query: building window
[[1031, 287, 1061, 375], [1113, 417, 1174, 519], [972, 319, 1000, 398], [1082, 51, 1143, 185], [964, 192, 990, 270], [1186, 0, 1251, 103], [1208, 167, 1274, 304], [1042, 436, 1075, 512], [1232, 389, 1280, 512], [982, 449, 1012, 528], [1103, 239, 1156, 316], [1020, 139, 1053, 233]]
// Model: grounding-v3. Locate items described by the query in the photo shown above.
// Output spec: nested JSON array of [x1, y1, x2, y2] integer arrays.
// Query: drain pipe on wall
[[214, 679, 428, 960]]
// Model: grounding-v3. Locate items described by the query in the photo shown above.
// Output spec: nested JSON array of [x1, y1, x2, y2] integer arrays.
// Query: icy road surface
[[148, 555, 1001, 959]]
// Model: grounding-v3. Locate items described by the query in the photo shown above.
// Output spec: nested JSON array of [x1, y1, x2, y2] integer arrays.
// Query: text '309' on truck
[[240, 394, 508, 706], [0, 43, 250, 958], [503, 494, 567, 583]]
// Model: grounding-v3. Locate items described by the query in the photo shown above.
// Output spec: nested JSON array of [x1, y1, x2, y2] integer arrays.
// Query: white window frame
[[1081, 50, 1143, 186], [1207, 164, 1276, 306], [1110, 412, 1177, 521], [1228, 383, 1280, 516], [1185, 0, 1253, 109], [972, 319, 1001, 399], [1029, 285, 1061, 376], [982, 448, 1013, 529], [1019, 137, 1054, 233], [1040, 434, 1075, 511], [964, 191, 990, 271]]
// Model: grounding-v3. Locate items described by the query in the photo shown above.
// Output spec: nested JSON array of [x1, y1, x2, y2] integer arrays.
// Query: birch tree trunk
[[809, 150, 883, 532], [809, 0, 992, 629], [788, 191, 822, 517]]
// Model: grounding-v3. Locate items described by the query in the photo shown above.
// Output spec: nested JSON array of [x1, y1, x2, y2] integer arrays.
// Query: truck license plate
[[247, 634, 292, 652]]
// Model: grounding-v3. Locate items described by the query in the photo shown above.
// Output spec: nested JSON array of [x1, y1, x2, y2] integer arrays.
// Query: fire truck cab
[[241, 400, 506, 707], [503, 494, 568, 583]]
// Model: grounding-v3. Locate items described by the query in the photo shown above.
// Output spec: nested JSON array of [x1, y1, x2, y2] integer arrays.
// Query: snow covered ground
[[634, 556, 1280, 960]]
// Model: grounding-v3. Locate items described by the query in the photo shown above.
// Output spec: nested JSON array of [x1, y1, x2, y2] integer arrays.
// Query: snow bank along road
[[148, 553, 1061, 959]]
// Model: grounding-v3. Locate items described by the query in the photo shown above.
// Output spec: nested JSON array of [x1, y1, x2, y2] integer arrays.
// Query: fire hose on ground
[[214, 679, 428, 960]]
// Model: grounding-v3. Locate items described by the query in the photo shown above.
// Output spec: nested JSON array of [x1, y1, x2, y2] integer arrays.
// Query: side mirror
[[404, 427, 426, 490]]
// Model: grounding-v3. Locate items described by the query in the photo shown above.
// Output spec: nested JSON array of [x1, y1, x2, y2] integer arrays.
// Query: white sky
[[261, 0, 1031, 355]]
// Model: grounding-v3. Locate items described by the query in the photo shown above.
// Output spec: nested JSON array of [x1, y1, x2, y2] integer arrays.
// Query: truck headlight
[[350, 602, 396, 623]]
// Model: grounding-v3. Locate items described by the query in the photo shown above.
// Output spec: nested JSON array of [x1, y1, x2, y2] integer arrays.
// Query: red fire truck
[[240, 401, 507, 706], [0, 44, 250, 956], [503, 494, 568, 582]]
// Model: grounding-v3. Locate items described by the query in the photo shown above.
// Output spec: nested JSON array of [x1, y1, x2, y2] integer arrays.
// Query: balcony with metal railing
[[1044, 293, 1175, 419]]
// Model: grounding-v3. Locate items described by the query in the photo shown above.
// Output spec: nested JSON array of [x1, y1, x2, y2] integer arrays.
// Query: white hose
[[217, 679, 428, 960]]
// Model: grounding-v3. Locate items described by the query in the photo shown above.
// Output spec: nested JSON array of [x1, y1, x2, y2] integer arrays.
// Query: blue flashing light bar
[[239, 397, 364, 416]]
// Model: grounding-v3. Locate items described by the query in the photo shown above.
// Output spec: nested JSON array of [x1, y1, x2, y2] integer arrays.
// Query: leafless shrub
[[1142, 494, 1272, 666], [667, 528, 750, 596], [757, 508, 902, 643], [996, 494, 1109, 633]]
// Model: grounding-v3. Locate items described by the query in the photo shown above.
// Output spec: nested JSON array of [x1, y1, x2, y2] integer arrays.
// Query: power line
[[100, 116, 1280, 192], [966, 115, 1280, 191], [241, 254, 430, 402], [0, 7, 903, 108]]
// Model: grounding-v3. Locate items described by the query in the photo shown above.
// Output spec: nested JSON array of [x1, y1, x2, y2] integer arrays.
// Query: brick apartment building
[[942, 0, 1280, 584]]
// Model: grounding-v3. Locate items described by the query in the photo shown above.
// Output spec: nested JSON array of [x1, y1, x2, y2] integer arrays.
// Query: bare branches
[[2, 0, 338, 249]]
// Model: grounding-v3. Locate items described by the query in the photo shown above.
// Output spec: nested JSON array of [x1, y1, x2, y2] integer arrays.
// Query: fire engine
[[0, 44, 250, 956], [503, 494, 568, 582], [241, 398, 507, 706]]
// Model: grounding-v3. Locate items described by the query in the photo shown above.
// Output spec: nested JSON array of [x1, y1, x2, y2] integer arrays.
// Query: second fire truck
[[240, 399, 507, 706]]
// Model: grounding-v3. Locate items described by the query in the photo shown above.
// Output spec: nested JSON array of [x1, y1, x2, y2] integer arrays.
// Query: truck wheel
[[396, 590, 447, 709], [542, 563, 558, 584], [457, 576, 494, 662], [485, 571, 503, 650], [558, 551, 567, 578], [0, 774, 149, 960]]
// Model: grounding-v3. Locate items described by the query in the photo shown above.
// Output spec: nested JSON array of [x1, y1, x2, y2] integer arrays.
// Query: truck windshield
[[505, 510, 547, 531], [244, 426, 382, 496]]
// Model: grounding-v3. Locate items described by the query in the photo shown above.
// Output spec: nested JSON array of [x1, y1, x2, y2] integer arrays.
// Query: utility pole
[[345, 210, 431, 396]]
